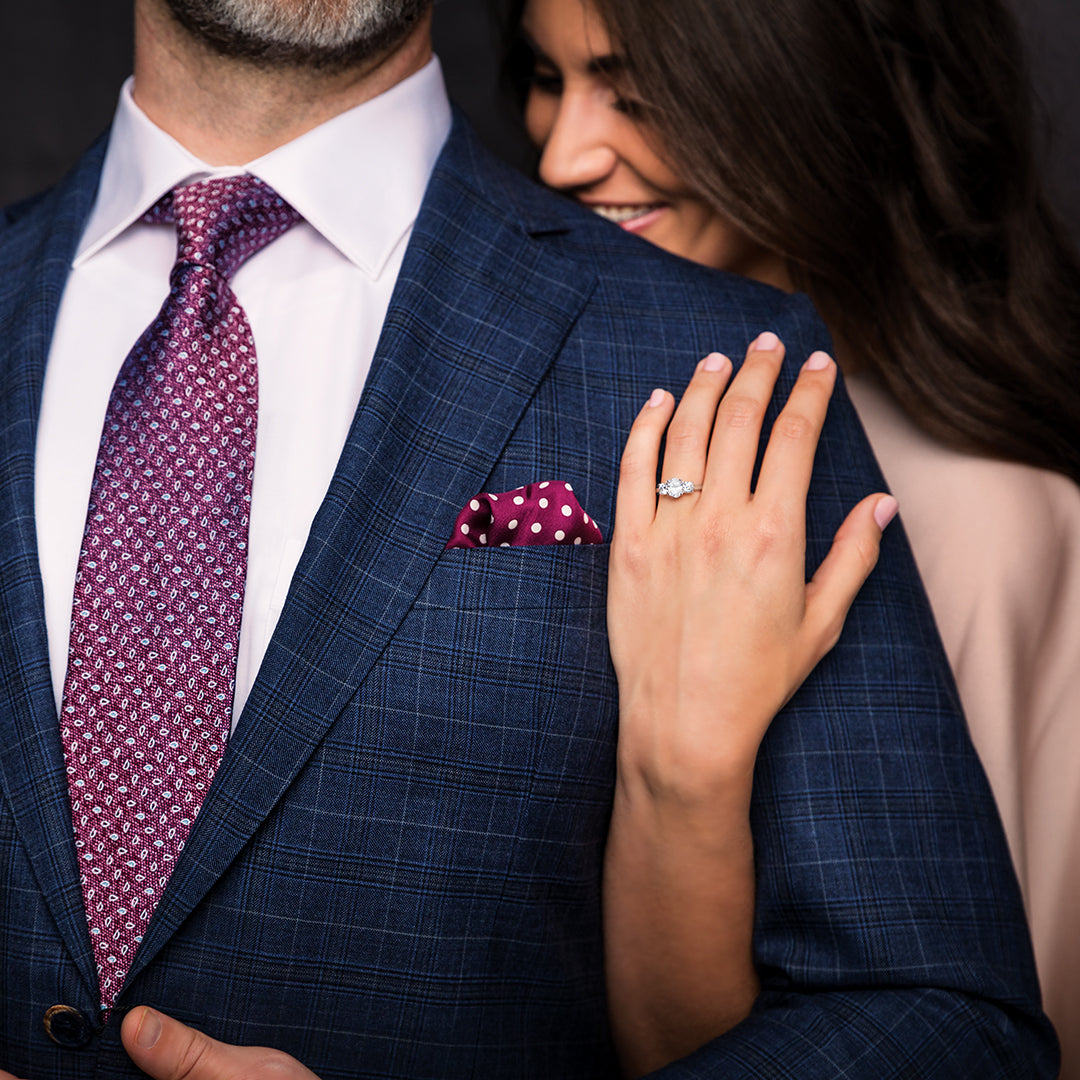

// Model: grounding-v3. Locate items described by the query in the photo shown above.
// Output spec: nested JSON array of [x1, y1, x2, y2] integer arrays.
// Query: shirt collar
[[76, 56, 452, 279]]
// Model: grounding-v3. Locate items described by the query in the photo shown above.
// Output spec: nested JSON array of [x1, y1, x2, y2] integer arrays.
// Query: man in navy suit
[[0, 0, 1057, 1077]]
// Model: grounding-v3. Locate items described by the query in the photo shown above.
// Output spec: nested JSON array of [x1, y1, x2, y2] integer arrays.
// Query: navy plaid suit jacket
[[0, 115, 1058, 1078]]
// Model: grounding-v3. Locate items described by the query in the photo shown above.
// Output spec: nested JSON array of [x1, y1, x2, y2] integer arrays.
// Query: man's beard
[[162, 0, 431, 70]]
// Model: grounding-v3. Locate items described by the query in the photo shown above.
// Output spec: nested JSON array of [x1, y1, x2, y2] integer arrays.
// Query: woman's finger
[[753, 351, 836, 509], [802, 493, 898, 655], [656, 352, 732, 503], [614, 387, 676, 532], [703, 332, 785, 505]]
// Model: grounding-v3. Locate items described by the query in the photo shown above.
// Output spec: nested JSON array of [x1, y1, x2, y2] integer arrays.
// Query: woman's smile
[[584, 201, 667, 230], [520, 0, 788, 284]]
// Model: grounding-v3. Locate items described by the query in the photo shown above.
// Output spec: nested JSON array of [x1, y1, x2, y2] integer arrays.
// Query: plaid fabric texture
[[0, 117, 1057, 1078]]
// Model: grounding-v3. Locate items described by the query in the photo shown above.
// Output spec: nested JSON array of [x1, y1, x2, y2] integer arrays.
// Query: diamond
[[659, 477, 694, 498]]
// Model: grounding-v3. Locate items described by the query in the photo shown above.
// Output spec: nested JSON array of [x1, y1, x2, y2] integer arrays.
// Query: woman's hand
[[608, 330, 895, 800], [603, 332, 896, 1078]]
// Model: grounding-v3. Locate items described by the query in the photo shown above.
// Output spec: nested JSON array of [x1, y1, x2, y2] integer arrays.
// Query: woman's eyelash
[[528, 70, 563, 94], [525, 70, 642, 117]]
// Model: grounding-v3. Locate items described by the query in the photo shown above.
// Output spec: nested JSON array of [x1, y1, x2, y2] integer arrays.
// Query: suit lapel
[[129, 120, 597, 984], [0, 141, 108, 1003]]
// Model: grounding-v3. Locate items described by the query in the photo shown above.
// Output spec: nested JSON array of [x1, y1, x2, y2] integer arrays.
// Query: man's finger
[[121, 1006, 318, 1080]]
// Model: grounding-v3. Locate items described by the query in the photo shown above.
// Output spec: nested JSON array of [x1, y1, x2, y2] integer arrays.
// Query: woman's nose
[[536, 93, 619, 192]]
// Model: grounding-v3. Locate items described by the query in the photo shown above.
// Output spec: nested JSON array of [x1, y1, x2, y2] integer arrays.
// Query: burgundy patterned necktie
[[59, 176, 301, 1010]]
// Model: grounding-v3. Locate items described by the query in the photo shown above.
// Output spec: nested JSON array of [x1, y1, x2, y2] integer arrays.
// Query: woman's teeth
[[591, 204, 662, 224]]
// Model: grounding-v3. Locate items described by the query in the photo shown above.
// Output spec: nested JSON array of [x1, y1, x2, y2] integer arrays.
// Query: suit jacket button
[[43, 1004, 94, 1048]]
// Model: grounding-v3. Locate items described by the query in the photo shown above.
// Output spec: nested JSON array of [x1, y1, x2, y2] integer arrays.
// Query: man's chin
[[161, 0, 431, 71]]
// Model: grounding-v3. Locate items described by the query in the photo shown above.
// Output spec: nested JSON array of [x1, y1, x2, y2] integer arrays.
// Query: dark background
[[1, 0, 1078, 240]]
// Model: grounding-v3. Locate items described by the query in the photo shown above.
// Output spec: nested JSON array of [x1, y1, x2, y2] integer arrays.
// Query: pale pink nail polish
[[754, 331, 780, 351], [703, 352, 730, 372], [804, 351, 832, 371], [874, 495, 899, 530], [647, 388, 666, 408]]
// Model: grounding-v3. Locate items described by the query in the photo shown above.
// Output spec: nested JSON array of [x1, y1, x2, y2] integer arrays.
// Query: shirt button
[[43, 1004, 94, 1048]]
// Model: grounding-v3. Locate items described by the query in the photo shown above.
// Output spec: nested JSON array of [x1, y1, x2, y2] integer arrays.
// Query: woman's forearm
[[604, 744, 758, 1077]]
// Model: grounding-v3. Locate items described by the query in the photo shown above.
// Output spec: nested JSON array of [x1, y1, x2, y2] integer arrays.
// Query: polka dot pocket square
[[446, 481, 603, 549]]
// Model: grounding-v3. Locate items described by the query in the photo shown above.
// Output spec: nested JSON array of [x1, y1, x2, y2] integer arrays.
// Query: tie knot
[[145, 175, 302, 281]]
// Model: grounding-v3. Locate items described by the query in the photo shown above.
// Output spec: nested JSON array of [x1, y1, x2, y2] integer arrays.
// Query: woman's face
[[521, 0, 787, 286]]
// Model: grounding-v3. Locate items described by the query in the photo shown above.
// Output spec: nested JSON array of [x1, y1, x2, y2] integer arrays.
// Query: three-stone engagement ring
[[656, 477, 701, 498]]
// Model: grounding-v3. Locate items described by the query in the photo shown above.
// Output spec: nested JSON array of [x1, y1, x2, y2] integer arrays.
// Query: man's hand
[[121, 1007, 319, 1080], [0, 1007, 319, 1080]]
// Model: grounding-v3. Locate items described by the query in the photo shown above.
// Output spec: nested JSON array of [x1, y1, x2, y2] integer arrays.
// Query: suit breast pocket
[[419, 541, 610, 609], [317, 543, 618, 884], [362, 542, 617, 799]]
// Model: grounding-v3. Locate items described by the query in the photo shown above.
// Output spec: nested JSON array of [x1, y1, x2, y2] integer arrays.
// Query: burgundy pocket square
[[446, 481, 603, 549]]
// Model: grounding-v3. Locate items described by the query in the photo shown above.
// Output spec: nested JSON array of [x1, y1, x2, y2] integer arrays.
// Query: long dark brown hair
[[506, 0, 1080, 483]]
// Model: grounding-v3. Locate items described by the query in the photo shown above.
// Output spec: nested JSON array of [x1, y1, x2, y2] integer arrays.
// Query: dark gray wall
[[1012, 0, 1080, 239], [1, 0, 1076, 242], [0, 0, 134, 205], [0, 0, 532, 205]]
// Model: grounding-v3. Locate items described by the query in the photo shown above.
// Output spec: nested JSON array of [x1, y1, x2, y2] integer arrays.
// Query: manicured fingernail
[[646, 388, 666, 408], [754, 331, 780, 351], [135, 1008, 162, 1049], [873, 494, 899, 530], [702, 352, 730, 372], [804, 351, 832, 371]]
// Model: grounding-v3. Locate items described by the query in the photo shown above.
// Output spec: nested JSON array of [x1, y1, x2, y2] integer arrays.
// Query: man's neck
[[131, 0, 434, 166]]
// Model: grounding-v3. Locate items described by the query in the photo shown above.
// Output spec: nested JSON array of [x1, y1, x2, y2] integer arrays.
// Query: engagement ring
[[656, 477, 701, 498]]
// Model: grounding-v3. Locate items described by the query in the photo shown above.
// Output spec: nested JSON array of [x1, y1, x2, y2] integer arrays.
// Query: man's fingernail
[[874, 494, 899, 530], [646, 388, 666, 408], [702, 352, 730, 372], [754, 331, 780, 351], [136, 1008, 162, 1049], [803, 351, 832, 371]]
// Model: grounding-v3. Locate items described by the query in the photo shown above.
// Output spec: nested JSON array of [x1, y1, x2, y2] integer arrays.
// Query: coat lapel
[[0, 140, 108, 1003], [129, 119, 597, 985]]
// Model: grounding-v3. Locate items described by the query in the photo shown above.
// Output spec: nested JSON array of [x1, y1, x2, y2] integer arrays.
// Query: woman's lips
[[588, 203, 666, 233]]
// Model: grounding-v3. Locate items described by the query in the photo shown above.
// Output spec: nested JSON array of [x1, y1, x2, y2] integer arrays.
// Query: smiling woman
[[517, 0, 789, 286], [506, 0, 1080, 1074]]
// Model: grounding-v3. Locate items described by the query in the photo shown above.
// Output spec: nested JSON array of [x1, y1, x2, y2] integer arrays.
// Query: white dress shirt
[[36, 59, 452, 728]]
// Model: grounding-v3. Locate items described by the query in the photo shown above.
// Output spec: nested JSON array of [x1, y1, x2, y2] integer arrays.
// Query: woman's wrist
[[614, 698, 762, 814], [612, 744, 757, 863]]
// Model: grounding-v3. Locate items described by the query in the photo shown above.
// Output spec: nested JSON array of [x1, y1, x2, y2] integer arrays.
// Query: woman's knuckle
[[664, 421, 707, 454], [752, 509, 787, 551], [719, 393, 762, 430], [618, 449, 650, 483], [774, 411, 814, 442], [821, 613, 846, 651], [612, 533, 649, 577], [698, 515, 734, 559], [858, 536, 882, 572]]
